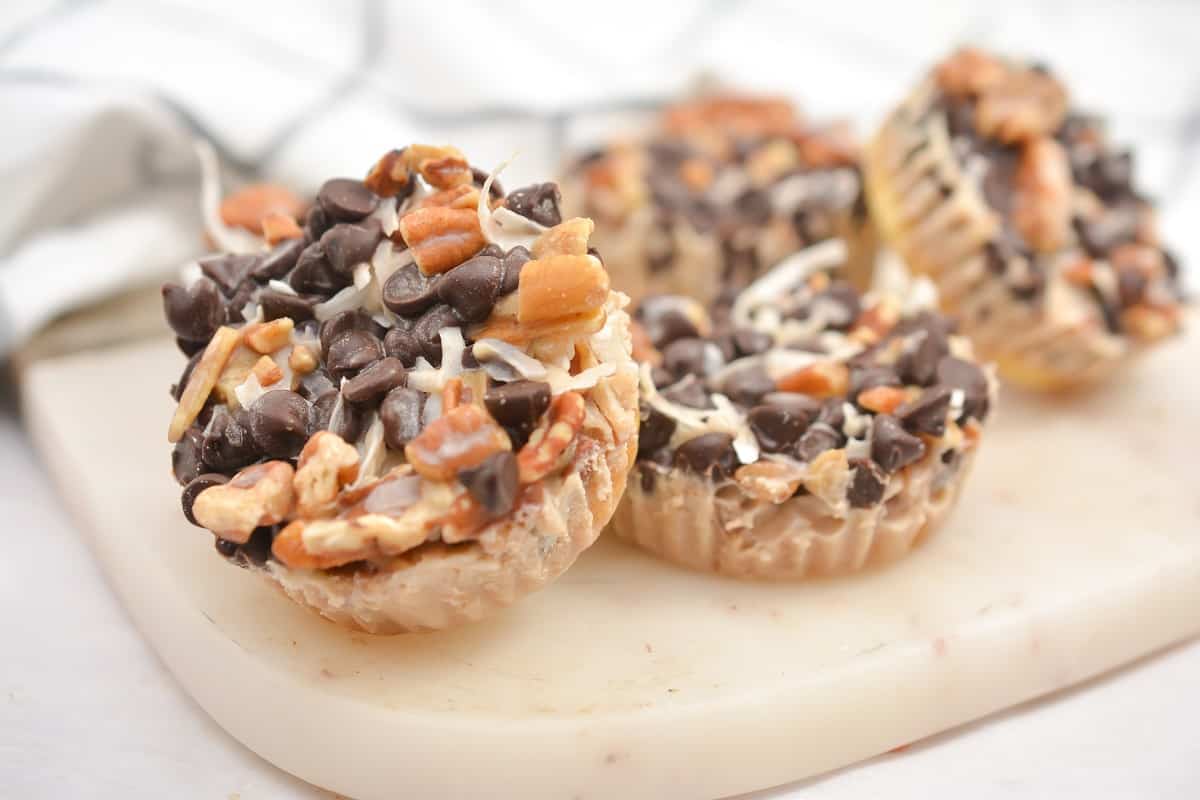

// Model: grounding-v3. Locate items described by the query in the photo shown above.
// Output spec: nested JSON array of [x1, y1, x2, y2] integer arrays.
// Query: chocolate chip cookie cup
[[165, 145, 638, 633], [864, 48, 1185, 392], [561, 92, 874, 306], [610, 240, 994, 579]]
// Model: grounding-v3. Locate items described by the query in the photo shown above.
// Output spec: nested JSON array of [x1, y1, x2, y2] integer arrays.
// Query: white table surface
[[1, 375, 1197, 799]]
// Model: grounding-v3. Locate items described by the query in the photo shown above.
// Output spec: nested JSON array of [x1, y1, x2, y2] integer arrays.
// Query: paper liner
[[863, 79, 1131, 392], [610, 437, 979, 580], [249, 309, 640, 635]]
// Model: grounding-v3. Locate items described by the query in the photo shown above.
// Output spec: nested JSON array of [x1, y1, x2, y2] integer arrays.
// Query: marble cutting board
[[20, 330, 1200, 800]]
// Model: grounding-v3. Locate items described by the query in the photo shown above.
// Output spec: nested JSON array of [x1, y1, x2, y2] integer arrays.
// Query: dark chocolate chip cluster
[[634, 279, 990, 509], [164, 147, 567, 567]]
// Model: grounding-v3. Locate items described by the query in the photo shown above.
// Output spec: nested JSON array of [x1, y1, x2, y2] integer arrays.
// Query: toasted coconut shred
[[166, 145, 639, 632]]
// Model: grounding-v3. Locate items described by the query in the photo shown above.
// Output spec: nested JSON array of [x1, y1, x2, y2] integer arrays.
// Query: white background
[[1, 1, 1198, 797]]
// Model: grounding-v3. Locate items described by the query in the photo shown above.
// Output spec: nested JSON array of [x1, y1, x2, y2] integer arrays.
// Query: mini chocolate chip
[[176, 337, 206, 357], [734, 187, 771, 225], [722, 364, 775, 406], [249, 390, 312, 458], [214, 538, 240, 559], [326, 329, 383, 381], [253, 238, 306, 281], [162, 279, 223, 343], [321, 222, 384, 276], [171, 428, 206, 485], [413, 304, 459, 366], [298, 369, 337, 401], [1074, 207, 1139, 258], [198, 254, 259, 296], [732, 327, 772, 357], [438, 255, 503, 322], [312, 390, 365, 443], [896, 385, 953, 436], [1117, 268, 1147, 307], [289, 242, 349, 296], [319, 310, 378, 358], [762, 392, 822, 426], [637, 403, 677, 458], [485, 381, 551, 442], [816, 398, 846, 431], [499, 246, 530, 295], [201, 407, 259, 472], [650, 366, 674, 388], [259, 290, 316, 322], [849, 365, 901, 400], [380, 386, 425, 449], [871, 414, 926, 473], [238, 526, 276, 567], [936, 356, 990, 421], [382, 263, 441, 317], [748, 405, 808, 453], [479, 244, 504, 258], [223, 281, 257, 325], [305, 204, 331, 239], [661, 337, 724, 379], [342, 357, 406, 403], [795, 424, 841, 462], [897, 326, 949, 386], [642, 309, 700, 350], [383, 327, 423, 366], [182, 473, 228, 526], [506, 182, 563, 227], [673, 433, 737, 480], [660, 375, 711, 409], [457, 451, 519, 517], [846, 458, 887, 508], [318, 178, 379, 222], [1078, 150, 1134, 201]]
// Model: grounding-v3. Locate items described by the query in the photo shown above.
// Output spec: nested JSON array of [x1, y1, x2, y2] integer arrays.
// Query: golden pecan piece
[[261, 212, 303, 245], [288, 344, 318, 374], [517, 254, 610, 325], [252, 355, 283, 387], [402, 143, 472, 189], [244, 317, 294, 354], [796, 123, 859, 169], [405, 404, 512, 482], [219, 184, 306, 234], [517, 391, 585, 484], [470, 308, 607, 347], [1012, 137, 1072, 253], [398, 206, 486, 275], [168, 326, 241, 442], [531, 217, 595, 258], [856, 385, 911, 415], [1121, 305, 1179, 342], [418, 184, 480, 210], [365, 149, 412, 197], [975, 70, 1067, 144], [193, 461, 295, 543], [735, 460, 806, 504], [293, 431, 360, 517], [776, 361, 850, 398], [934, 47, 1008, 98]]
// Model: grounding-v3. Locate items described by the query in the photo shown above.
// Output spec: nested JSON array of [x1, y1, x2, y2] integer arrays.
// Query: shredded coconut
[[195, 139, 265, 255], [267, 279, 297, 296], [478, 156, 547, 250]]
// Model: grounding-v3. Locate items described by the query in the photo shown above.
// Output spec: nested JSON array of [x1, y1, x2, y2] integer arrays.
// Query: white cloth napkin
[[0, 0, 1196, 354]]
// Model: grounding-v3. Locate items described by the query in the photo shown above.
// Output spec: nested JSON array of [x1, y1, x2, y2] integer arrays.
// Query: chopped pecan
[[252, 355, 284, 387], [402, 144, 472, 189], [288, 344, 318, 374], [405, 404, 511, 481], [219, 184, 306, 235], [802, 448, 851, 510], [796, 122, 859, 169], [244, 317, 295, 354], [934, 47, 1008, 98], [517, 254, 610, 325], [261, 212, 303, 245], [293, 431, 360, 517], [398, 206, 486, 275], [1062, 257, 1094, 288], [419, 184, 480, 210], [663, 95, 798, 139], [1012, 137, 1072, 253], [442, 376, 464, 411], [745, 139, 799, 185], [856, 385, 910, 414], [439, 492, 493, 544], [734, 460, 806, 503], [1110, 243, 1165, 278], [470, 308, 607, 347], [168, 326, 241, 442], [193, 461, 295, 542], [365, 149, 411, 198], [1121, 305, 1178, 342], [678, 158, 714, 191], [775, 361, 850, 398], [517, 391, 585, 483], [975, 70, 1067, 144], [531, 217, 594, 258]]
